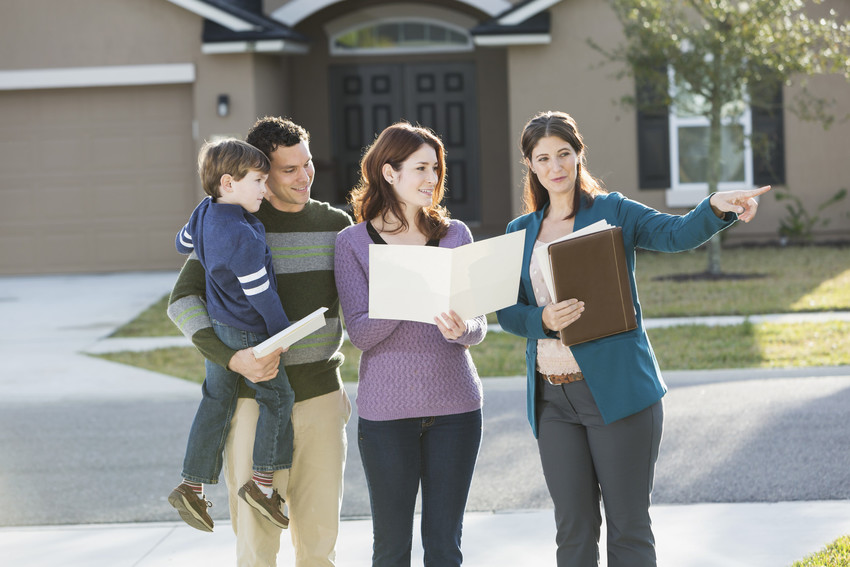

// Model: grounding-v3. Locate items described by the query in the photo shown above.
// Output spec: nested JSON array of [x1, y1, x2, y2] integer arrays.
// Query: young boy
[[168, 138, 294, 532]]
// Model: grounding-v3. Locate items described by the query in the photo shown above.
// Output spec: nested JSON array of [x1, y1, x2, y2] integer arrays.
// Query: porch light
[[217, 94, 230, 117]]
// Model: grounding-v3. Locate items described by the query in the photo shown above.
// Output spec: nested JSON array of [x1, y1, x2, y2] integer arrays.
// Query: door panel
[[330, 62, 479, 221]]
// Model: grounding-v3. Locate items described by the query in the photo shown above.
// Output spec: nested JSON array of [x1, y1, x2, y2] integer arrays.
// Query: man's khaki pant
[[223, 388, 351, 566]]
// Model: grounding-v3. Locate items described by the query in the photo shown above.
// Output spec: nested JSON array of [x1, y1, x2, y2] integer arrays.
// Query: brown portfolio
[[547, 226, 637, 346]]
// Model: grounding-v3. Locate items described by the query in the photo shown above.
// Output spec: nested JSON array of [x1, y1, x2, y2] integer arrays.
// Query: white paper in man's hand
[[368, 229, 526, 324]]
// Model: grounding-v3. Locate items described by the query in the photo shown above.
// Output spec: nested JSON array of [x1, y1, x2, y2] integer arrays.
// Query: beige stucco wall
[[505, 0, 850, 243]]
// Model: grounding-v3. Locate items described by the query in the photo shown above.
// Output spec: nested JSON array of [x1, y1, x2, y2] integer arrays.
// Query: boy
[[168, 138, 294, 533]]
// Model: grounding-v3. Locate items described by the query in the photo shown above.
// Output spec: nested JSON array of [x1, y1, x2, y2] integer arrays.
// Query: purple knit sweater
[[334, 220, 486, 421]]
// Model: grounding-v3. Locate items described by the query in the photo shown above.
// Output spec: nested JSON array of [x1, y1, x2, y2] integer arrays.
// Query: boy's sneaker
[[238, 480, 290, 529], [168, 483, 214, 532]]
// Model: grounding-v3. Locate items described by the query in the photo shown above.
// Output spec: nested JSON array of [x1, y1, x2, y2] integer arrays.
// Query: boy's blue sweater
[[176, 197, 290, 336]]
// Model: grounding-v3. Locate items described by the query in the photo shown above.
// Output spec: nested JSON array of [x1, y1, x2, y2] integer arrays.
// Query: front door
[[329, 61, 480, 222]]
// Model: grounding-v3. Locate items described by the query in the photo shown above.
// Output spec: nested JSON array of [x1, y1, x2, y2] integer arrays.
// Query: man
[[168, 116, 353, 566]]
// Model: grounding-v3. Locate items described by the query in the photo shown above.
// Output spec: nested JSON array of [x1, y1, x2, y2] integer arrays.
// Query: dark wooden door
[[329, 62, 480, 221]]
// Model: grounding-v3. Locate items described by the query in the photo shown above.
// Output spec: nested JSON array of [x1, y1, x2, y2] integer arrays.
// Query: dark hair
[[348, 122, 450, 240], [197, 138, 270, 198], [519, 111, 606, 216], [245, 116, 310, 158]]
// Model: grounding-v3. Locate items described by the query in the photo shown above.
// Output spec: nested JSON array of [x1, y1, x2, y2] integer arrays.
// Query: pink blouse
[[530, 239, 582, 376]]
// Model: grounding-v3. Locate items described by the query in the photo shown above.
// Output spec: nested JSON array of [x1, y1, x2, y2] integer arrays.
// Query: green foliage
[[775, 186, 848, 243]]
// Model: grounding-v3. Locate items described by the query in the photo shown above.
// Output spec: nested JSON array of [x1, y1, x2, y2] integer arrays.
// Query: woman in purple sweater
[[334, 122, 487, 567]]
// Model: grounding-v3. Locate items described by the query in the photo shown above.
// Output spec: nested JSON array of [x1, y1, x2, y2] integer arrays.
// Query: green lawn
[[791, 535, 850, 567]]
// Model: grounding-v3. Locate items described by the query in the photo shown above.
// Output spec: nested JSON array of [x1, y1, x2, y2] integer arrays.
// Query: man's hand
[[228, 347, 283, 383]]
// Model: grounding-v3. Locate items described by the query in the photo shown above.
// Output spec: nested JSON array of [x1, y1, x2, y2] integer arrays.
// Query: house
[[1, 0, 847, 275]]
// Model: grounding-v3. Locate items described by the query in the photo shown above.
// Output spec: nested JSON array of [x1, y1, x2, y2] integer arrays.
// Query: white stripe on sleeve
[[178, 228, 194, 249], [237, 267, 267, 284], [242, 280, 270, 296]]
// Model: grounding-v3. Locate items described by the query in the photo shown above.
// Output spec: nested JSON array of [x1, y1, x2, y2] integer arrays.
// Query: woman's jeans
[[537, 377, 663, 567], [358, 409, 483, 567], [181, 319, 295, 484]]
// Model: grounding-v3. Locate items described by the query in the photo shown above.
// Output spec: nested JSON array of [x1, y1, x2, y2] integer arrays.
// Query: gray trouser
[[536, 377, 663, 567]]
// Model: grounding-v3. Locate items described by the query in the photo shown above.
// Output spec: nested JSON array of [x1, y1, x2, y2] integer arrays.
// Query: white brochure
[[252, 307, 328, 358], [368, 229, 526, 324]]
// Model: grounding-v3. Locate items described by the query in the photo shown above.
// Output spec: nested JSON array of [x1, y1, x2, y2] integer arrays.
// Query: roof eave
[[201, 40, 309, 54], [470, 10, 552, 46], [473, 33, 551, 46]]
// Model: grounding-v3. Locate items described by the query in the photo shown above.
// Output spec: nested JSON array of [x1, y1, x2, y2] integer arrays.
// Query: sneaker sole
[[238, 486, 289, 529], [168, 490, 214, 532]]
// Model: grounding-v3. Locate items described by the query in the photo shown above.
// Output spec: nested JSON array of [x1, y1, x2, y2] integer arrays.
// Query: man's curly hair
[[245, 116, 310, 158]]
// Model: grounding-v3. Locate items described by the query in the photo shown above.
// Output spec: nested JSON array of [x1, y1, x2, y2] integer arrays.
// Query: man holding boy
[[168, 117, 353, 566]]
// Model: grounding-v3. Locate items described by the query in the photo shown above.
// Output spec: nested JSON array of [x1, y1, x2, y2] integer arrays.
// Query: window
[[636, 68, 784, 204], [331, 19, 472, 55], [666, 68, 753, 207]]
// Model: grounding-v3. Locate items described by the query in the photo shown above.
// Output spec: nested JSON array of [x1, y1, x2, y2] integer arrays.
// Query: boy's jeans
[[181, 319, 295, 484]]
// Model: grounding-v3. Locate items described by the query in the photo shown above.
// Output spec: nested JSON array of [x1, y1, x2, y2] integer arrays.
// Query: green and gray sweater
[[168, 199, 354, 402]]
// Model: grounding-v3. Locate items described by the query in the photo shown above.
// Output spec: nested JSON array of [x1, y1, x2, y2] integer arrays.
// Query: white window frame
[[665, 67, 754, 207], [329, 17, 473, 56]]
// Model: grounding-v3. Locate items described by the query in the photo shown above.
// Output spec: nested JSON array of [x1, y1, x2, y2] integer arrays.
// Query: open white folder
[[252, 307, 328, 358], [368, 229, 526, 324]]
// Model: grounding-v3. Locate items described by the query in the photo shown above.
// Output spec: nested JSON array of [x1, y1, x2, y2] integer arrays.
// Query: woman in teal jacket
[[497, 111, 770, 567]]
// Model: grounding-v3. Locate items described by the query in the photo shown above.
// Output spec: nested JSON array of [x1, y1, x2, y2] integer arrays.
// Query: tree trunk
[[706, 71, 724, 275], [706, 233, 722, 274]]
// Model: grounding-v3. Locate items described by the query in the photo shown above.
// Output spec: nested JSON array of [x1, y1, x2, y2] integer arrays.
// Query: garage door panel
[[0, 139, 33, 169], [0, 85, 195, 274], [42, 137, 91, 172], [92, 135, 137, 167], [143, 135, 194, 167]]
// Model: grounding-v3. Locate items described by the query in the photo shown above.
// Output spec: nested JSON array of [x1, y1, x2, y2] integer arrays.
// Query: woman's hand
[[435, 310, 467, 340], [542, 299, 585, 332], [710, 185, 771, 223]]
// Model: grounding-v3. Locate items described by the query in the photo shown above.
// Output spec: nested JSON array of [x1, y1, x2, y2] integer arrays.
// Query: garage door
[[0, 84, 196, 274]]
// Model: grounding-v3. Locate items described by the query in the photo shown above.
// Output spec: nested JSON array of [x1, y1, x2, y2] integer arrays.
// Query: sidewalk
[[3, 501, 850, 567], [2, 271, 849, 567]]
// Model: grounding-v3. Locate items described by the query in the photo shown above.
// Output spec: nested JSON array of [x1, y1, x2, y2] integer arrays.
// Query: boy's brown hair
[[197, 138, 271, 198]]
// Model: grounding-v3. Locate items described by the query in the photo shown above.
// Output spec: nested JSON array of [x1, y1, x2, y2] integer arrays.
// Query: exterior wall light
[[217, 94, 230, 117]]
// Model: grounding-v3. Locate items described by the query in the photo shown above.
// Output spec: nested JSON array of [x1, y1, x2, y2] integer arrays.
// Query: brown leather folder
[[547, 226, 637, 346]]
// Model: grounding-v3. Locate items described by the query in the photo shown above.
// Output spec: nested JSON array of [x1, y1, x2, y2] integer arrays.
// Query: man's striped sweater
[[168, 199, 354, 402]]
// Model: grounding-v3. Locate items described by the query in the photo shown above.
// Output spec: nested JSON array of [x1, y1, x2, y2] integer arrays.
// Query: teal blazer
[[497, 192, 736, 436]]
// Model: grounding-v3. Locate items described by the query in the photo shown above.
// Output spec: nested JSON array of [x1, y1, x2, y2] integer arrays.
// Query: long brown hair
[[519, 111, 607, 216], [349, 122, 451, 240]]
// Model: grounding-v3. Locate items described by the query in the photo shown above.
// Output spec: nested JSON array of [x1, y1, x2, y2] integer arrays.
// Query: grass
[[633, 246, 850, 317], [96, 244, 850, 384], [791, 535, 850, 567]]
